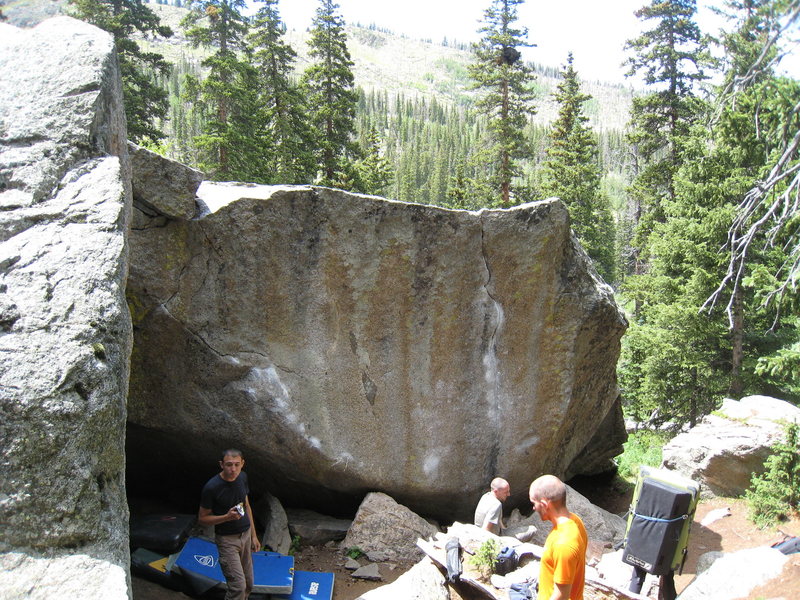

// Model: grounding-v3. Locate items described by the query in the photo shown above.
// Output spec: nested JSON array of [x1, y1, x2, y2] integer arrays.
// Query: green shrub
[[746, 421, 800, 528], [617, 429, 672, 482], [288, 535, 301, 555], [345, 546, 366, 559], [468, 538, 499, 580]]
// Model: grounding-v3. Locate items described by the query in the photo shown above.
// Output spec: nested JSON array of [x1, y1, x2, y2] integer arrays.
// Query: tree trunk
[[729, 283, 744, 398], [501, 76, 510, 207], [689, 367, 698, 427]]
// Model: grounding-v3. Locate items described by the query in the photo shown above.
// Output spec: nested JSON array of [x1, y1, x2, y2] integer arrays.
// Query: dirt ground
[[571, 477, 800, 599], [678, 497, 800, 600], [130, 542, 414, 600], [131, 490, 800, 600]]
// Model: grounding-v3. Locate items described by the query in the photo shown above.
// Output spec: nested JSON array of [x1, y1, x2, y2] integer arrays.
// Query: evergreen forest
[[68, 0, 800, 430]]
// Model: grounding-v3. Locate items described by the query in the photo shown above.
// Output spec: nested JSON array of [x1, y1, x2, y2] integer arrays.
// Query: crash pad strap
[[631, 510, 689, 524]]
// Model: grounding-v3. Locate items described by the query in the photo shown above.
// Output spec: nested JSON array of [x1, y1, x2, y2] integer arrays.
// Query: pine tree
[[623, 0, 712, 277], [706, 0, 800, 322], [746, 421, 800, 528], [356, 126, 393, 196], [182, 0, 253, 178], [540, 53, 616, 282], [302, 0, 360, 188], [429, 148, 450, 205], [247, 0, 316, 184], [619, 1, 800, 427], [469, 0, 536, 207], [69, 0, 173, 144], [445, 160, 481, 209]]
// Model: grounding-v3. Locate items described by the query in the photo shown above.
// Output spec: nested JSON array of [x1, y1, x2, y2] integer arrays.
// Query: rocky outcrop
[[128, 141, 202, 220], [343, 492, 439, 562], [661, 395, 800, 498], [677, 547, 789, 600], [0, 17, 132, 600], [126, 180, 627, 519], [356, 558, 449, 600]]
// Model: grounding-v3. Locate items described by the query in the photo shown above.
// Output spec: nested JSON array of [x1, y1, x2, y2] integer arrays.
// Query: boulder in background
[[661, 396, 800, 498], [505, 484, 626, 547], [342, 492, 440, 562], [128, 141, 202, 221], [286, 509, 352, 547]]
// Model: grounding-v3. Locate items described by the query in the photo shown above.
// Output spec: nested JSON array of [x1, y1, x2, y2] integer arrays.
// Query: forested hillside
[[140, 4, 636, 128], [26, 0, 800, 434], [137, 3, 634, 214]]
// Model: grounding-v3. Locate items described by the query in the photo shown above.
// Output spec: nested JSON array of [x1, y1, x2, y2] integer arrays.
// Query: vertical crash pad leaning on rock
[[0, 17, 133, 600]]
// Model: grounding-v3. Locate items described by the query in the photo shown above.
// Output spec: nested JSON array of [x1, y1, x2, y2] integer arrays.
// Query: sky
[[273, 0, 799, 85], [273, 0, 709, 84]]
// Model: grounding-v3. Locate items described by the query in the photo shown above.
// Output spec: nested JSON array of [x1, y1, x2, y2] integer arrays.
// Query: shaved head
[[529, 474, 567, 507], [490, 477, 509, 492], [489, 477, 510, 501]]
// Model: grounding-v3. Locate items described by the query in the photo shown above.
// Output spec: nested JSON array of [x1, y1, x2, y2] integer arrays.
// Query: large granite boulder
[[0, 17, 132, 600], [661, 395, 800, 498], [126, 178, 627, 519]]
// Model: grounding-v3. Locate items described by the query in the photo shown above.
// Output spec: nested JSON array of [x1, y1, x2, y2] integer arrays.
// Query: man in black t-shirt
[[199, 449, 260, 600]]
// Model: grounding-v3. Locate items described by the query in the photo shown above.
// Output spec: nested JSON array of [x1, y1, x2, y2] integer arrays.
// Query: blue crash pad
[[252, 551, 295, 594], [273, 570, 334, 600], [171, 536, 295, 594]]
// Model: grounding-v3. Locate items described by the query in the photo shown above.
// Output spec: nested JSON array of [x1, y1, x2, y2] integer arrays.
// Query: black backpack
[[495, 545, 518, 575]]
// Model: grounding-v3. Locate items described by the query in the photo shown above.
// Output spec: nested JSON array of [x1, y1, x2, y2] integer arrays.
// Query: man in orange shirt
[[529, 475, 588, 600]]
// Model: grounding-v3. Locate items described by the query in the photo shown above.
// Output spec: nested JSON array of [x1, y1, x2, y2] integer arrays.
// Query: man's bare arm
[[198, 505, 240, 527], [549, 582, 571, 600]]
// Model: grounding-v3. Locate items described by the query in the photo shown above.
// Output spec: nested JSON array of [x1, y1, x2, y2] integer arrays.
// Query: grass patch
[[617, 429, 672, 483], [288, 535, 301, 555]]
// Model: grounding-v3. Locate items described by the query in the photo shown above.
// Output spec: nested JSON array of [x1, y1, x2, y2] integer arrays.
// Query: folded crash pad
[[171, 536, 295, 595], [273, 570, 334, 600], [130, 513, 196, 554], [252, 551, 295, 594], [131, 547, 183, 591]]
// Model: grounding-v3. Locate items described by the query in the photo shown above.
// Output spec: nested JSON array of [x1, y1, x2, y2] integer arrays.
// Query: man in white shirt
[[474, 477, 511, 534]]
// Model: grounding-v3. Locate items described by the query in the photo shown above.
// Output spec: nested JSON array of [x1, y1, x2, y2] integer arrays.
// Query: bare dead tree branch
[[722, 2, 800, 97], [703, 3, 800, 328]]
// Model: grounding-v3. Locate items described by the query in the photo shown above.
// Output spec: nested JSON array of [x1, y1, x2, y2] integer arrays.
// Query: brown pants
[[216, 529, 254, 600]]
